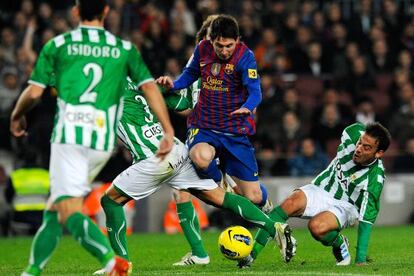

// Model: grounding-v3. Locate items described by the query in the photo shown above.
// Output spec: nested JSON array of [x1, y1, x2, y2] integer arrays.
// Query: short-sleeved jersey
[[173, 40, 261, 135], [118, 78, 181, 163], [312, 123, 386, 224], [29, 25, 153, 152]]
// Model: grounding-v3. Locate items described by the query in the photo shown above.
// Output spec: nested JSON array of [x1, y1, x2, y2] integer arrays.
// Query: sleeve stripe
[[28, 80, 47, 88], [136, 78, 154, 88], [359, 219, 373, 225]]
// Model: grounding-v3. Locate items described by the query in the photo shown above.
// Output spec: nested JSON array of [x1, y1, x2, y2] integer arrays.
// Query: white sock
[[104, 257, 116, 273]]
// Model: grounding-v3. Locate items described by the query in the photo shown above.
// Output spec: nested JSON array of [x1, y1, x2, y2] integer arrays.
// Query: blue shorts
[[186, 128, 259, 181]]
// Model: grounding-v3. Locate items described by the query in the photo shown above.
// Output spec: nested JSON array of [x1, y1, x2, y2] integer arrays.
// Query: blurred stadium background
[[1, 0, 414, 236]]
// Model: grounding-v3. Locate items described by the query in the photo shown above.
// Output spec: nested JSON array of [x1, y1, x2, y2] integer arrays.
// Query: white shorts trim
[[113, 142, 217, 200], [49, 143, 111, 201], [299, 184, 359, 228]]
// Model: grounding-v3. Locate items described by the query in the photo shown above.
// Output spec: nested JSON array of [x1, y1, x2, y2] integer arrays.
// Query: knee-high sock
[[101, 194, 129, 260], [65, 212, 114, 266], [222, 192, 275, 237], [177, 201, 208, 258], [252, 206, 288, 259], [23, 211, 63, 276], [320, 230, 343, 247], [194, 159, 222, 182]]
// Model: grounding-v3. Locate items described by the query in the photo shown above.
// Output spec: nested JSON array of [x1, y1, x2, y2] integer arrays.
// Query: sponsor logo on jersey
[[224, 63, 234, 74], [202, 76, 229, 92], [142, 124, 163, 139], [335, 159, 349, 192], [67, 44, 121, 58], [64, 104, 106, 128], [211, 63, 221, 76], [248, 68, 257, 79], [95, 116, 105, 128]]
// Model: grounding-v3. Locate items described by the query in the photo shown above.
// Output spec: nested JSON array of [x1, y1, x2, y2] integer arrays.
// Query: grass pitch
[[0, 225, 413, 275]]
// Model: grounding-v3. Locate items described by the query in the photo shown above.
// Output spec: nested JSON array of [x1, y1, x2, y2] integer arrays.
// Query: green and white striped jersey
[[118, 78, 183, 163], [29, 25, 153, 152], [312, 123, 385, 224], [164, 79, 201, 111]]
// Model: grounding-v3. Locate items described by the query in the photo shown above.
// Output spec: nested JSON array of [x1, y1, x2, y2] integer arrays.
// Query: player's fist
[[10, 115, 28, 137], [156, 132, 174, 160], [155, 76, 174, 90]]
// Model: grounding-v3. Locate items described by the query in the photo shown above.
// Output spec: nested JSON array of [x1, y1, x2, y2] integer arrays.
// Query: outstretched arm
[[356, 221, 373, 265]]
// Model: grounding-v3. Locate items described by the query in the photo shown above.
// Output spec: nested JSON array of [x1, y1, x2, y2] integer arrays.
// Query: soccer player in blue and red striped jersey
[[157, 14, 270, 210]]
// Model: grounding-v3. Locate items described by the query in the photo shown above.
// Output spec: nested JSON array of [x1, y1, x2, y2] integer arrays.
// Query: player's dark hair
[[209, 14, 239, 41], [365, 122, 391, 152], [196, 14, 219, 43], [76, 0, 108, 21]]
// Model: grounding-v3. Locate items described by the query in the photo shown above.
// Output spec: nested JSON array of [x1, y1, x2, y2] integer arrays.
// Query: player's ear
[[71, 6, 80, 20], [103, 5, 110, 18], [375, 150, 384, 159]]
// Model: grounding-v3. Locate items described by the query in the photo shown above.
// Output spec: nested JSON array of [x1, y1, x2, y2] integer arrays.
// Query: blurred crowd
[[1, 0, 414, 179]]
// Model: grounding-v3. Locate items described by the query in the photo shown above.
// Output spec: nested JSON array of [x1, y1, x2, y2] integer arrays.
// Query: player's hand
[[155, 76, 174, 90], [230, 107, 251, 116], [10, 116, 28, 137], [156, 133, 174, 160]]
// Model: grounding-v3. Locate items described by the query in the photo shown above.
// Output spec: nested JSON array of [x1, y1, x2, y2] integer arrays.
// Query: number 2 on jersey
[[80, 63, 102, 103]]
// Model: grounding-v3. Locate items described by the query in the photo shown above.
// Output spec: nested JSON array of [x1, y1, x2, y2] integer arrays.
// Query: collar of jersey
[[79, 24, 104, 30]]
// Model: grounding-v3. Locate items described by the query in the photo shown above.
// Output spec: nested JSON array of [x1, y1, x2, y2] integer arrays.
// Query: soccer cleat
[[260, 198, 274, 215], [173, 252, 210, 266], [94, 261, 133, 275], [107, 256, 131, 276], [237, 254, 254, 269], [274, 222, 297, 263], [332, 235, 351, 266]]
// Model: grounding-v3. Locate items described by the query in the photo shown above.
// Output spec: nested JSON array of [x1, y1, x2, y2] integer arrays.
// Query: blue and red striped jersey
[[173, 40, 262, 135]]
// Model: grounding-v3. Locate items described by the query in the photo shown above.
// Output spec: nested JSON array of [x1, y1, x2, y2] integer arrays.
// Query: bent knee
[[308, 219, 329, 239], [190, 145, 215, 169]]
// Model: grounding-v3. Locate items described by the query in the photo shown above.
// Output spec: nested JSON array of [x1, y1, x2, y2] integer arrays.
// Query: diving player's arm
[[356, 169, 384, 264], [356, 221, 373, 265]]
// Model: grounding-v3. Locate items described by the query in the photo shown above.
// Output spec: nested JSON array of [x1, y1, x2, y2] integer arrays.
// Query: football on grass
[[218, 226, 253, 260]]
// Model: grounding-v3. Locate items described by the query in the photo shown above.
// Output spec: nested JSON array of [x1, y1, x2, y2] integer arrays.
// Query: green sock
[[65, 212, 114, 266], [222, 192, 275, 237], [23, 211, 62, 276], [177, 201, 208, 258], [252, 206, 289, 259], [101, 194, 129, 260], [321, 230, 343, 247]]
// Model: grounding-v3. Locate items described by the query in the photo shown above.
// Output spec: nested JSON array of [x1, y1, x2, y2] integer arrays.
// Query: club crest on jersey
[[211, 63, 221, 76], [224, 63, 234, 74]]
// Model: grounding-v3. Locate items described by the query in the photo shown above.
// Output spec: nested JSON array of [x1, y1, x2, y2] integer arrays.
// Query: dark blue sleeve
[[236, 49, 262, 112], [173, 45, 201, 90]]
